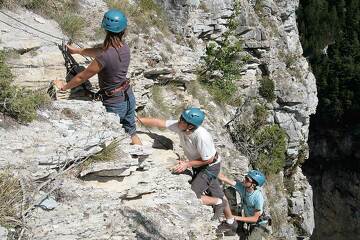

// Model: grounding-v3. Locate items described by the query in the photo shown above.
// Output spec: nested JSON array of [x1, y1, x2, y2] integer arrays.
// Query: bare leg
[[223, 197, 234, 219], [201, 195, 220, 205], [131, 134, 142, 145]]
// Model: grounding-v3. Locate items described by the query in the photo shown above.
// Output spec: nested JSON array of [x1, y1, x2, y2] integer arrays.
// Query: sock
[[226, 218, 235, 224], [215, 199, 223, 205]]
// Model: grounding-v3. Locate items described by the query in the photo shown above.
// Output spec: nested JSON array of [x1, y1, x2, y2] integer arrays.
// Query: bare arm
[[67, 45, 102, 58], [174, 155, 215, 173], [53, 59, 102, 90], [218, 173, 236, 186], [187, 156, 214, 168], [137, 117, 167, 129], [234, 210, 262, 223]]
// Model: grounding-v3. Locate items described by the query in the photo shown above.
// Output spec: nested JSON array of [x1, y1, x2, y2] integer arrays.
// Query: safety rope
[[0, 10, 91, 62], [0, 10, 63, 40], [0, 18, 57, 44]]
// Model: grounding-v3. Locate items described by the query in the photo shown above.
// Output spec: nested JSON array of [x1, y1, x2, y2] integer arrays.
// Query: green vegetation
[[254, 104, 268, 125], [230, 106, 287, 175], [0, 170, 22, 227], [254, 0, 263, 14], [0, 51, 49, 123], [259, 76, 276, 102], [197, 0, 245, 106], [297, 0, 360, 125], [254, 124, 287, 175], [106, 0, 169, 34]]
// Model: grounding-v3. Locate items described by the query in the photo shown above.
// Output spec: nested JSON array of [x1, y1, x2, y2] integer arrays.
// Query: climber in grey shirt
[[138, 107, 226, 220]]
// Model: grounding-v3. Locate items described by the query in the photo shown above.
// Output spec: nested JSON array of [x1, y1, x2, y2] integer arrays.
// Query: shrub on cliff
[[197, 0, 245, 106], [0, 51, 49, 123], [259, 76, 276, 102], [230, 106, 287, 175]]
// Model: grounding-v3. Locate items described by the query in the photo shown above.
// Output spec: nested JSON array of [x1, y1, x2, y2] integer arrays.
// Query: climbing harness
[[97, 80, 130, 97], [191, 152, 219, 181]]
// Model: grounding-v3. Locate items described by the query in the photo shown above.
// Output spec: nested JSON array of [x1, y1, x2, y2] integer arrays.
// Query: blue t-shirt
[[234, 180, 264, 217]]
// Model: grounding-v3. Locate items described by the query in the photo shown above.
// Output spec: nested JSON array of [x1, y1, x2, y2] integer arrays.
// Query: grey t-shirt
[[165, 120, 220, 165], [96, 44, 133, 106]]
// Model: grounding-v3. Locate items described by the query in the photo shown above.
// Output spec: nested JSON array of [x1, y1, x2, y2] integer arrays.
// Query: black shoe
[[216, 220, 238, 234], [211, 201, 224, 220]]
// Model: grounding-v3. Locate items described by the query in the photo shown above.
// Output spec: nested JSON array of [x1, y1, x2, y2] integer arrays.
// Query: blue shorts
[[104, 93, 137, 136]]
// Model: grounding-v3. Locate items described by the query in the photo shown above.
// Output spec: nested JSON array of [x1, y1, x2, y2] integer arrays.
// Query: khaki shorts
[[190, 163, 224, 199]]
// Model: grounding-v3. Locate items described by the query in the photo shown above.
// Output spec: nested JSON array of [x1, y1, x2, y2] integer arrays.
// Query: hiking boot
[[211, 201, 224, 220], [216, 220, 238, 234]]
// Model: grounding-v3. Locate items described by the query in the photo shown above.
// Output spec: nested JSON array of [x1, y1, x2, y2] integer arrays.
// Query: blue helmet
[[181, 108, 205, 127], [247, 170, 266, 187], [102, 9, 127, 33]]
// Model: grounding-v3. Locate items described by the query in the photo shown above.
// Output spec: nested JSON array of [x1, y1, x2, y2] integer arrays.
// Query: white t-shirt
[[166, 120, 220, 164]]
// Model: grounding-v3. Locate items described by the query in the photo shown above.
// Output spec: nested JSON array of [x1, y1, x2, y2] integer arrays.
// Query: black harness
[[192, 152, 219, 180], [58, 41, 96, 98]]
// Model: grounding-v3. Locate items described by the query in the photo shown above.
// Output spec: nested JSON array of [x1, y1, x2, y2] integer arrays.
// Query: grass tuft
[[0, 170, 22, 228], [58, 13, 86, 40], [80, 140, 121, 170]]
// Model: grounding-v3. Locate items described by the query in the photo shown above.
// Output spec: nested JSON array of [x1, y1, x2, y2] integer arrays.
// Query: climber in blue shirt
[[216, 170, 269, 239]]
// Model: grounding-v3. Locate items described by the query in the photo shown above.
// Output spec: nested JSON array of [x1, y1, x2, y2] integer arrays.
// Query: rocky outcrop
[[0, 101, 224, 240]]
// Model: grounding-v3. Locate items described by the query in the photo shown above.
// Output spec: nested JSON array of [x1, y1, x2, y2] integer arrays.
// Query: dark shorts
[[191, 162, 224, 199], [104, 93, 137, 136]]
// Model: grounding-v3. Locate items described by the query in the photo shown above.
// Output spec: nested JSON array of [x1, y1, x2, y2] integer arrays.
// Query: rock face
[[0, 0, 318, 239], [0, 101, 221, 240], [156, 0, 317, 238]]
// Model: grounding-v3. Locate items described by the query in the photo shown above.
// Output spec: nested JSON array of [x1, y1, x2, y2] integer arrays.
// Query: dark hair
[[245, 175, 258, 186], [103, 30, 125, 50], [179, 115, 197, 130]]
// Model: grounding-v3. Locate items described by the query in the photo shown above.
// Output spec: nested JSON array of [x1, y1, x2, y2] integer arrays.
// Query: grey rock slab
[[0, 226, 8, 240], [143, 68, 173, 79], [38, 196, 58, 211], [0, 100, 126, 171]]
